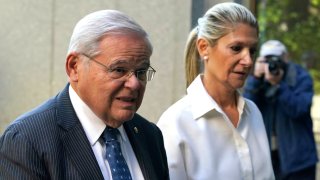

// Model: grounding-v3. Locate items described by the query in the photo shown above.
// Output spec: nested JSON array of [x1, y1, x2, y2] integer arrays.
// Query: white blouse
[[157, 75, 274, 180]]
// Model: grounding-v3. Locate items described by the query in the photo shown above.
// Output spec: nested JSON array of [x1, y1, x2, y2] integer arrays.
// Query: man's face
[[74, 34, 152, 127]]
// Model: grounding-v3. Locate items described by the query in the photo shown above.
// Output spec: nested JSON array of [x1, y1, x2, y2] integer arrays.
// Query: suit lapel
[[124, 117, 157, 180], [61, 124, 103, 179], [56, 84, 104, 179]]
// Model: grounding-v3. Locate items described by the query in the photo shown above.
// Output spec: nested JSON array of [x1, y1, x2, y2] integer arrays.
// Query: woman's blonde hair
[[185, 2, 258, 87]]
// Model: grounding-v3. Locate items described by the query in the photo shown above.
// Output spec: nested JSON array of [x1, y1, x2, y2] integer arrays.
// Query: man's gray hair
[[68, 10, 152, 56]]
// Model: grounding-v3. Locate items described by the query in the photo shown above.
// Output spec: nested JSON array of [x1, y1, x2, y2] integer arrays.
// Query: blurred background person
[[243, 40, 318, 180], [157, 2, 274, 180]]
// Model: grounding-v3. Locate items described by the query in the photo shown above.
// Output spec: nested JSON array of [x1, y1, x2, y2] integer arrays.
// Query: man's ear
[[66, 52, 80, 82], [197, 38, 209, 58]]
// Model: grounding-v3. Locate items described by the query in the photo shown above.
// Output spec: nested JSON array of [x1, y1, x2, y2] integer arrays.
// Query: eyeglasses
[[81, 53, 156, 82]]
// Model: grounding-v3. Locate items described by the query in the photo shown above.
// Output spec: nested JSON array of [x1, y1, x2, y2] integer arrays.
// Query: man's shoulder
[[17, 97, 56, 120], [287, 62, 312, 83], [290, 62, 309, 74], [5, 84, 71, 137], [3, 95, 60, 141]]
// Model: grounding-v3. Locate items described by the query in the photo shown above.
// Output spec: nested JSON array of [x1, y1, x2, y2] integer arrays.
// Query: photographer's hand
[[253, 57, 266, 78]]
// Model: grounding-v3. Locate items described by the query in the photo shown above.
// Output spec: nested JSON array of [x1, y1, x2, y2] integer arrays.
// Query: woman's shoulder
[[243, 97, 261, 114], [158, 95, 192, 123]]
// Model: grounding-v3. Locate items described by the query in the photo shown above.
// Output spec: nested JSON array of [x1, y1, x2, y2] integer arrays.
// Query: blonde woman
[[158, 2, 274, 180]]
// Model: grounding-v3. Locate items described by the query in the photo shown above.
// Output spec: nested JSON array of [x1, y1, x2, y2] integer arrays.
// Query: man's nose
[[124, 72, 142, 90]]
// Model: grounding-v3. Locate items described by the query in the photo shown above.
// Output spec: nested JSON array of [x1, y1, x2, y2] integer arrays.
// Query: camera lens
[[268, 61, 280, 75], [265, 56, 282, 75]]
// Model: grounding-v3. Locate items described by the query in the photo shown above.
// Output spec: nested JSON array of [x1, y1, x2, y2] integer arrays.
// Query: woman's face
[[202, 23, 258, 91]]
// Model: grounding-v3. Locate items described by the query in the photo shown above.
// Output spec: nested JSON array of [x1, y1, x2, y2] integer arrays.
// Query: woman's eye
[[231, 46, 242, 52]]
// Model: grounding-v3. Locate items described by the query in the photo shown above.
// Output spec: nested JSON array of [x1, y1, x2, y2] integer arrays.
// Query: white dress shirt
[[157, 75, 274, 180], [69, 86, 144, 180]]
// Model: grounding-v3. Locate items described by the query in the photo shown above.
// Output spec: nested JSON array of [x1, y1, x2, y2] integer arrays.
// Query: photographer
[[243, 40, 318, 180]]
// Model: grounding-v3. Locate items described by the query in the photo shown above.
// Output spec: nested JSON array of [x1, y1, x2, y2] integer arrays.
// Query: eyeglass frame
[[80, 53, 156, 82]]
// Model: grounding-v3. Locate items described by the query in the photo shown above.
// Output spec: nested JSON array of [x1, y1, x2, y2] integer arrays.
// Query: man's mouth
[[117, 96, 136, 103]]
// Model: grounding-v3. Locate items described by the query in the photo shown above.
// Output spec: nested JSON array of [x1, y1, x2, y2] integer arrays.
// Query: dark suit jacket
[[0, 84, 169, 180]]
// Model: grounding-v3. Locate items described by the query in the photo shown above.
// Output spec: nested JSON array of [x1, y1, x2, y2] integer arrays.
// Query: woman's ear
[[65, 52, 80, 82], [197, 38, 209, 59]]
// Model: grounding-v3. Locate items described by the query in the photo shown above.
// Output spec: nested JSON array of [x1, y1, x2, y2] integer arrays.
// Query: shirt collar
[[187, 75, 220, 120], [68, 86, 128, 146], [117, 126, 128, 142]]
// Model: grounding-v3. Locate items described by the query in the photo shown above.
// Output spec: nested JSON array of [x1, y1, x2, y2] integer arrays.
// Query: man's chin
[[117, 109, 136, 121]]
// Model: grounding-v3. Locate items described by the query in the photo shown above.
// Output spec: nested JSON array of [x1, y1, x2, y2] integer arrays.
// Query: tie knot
[[103, 127, 120, 142]]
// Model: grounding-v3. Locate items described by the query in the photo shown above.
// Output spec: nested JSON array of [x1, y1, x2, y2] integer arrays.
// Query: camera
[[264, 55, 285, 75]]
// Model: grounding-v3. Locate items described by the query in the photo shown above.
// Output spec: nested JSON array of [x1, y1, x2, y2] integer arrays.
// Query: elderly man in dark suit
[[0, 10, 169, 180]]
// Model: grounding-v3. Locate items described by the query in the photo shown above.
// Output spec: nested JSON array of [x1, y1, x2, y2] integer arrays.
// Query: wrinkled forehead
[[103, 30, 153, 52], [101, 34, 152, 55], [97, 34, 152, 66]]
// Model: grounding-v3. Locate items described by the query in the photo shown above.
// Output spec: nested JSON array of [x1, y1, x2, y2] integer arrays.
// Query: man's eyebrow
[[109, 60, 150, 67]]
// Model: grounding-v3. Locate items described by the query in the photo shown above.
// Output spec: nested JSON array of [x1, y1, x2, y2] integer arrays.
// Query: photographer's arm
[[243, 58, 266, 104], [243, 75, 265, 104]]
